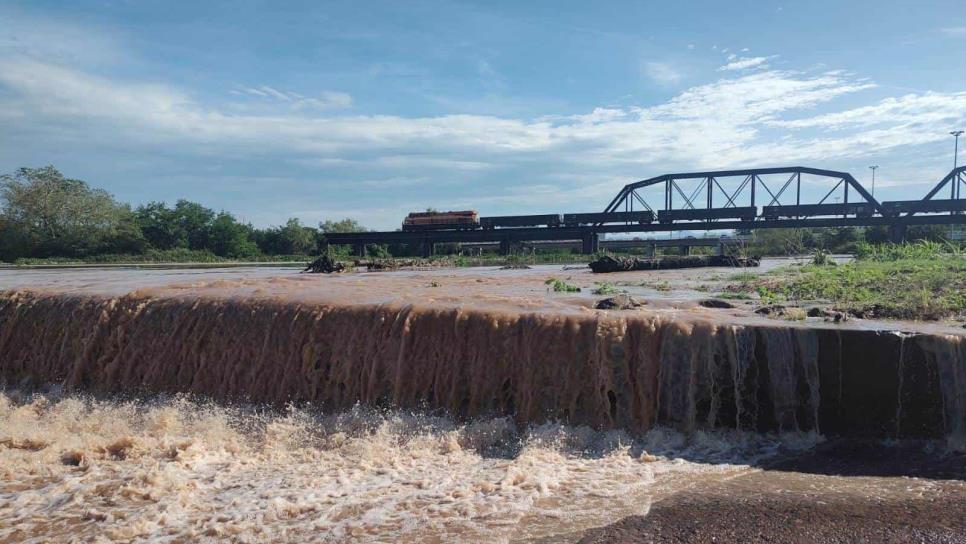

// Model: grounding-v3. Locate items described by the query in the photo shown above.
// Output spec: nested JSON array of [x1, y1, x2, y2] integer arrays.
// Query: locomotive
[[401, 210, 479, 231]]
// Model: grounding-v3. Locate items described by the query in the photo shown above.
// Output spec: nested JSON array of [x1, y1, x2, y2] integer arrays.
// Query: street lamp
[[869, 165, 878, 198], [952, 131, 964, 200]]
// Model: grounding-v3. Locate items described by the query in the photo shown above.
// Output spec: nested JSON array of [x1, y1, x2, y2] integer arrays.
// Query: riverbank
[[724, 244, 966, 321]]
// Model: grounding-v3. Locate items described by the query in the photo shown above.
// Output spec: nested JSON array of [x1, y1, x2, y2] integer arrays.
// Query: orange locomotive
[[402, 210, 480, 231]]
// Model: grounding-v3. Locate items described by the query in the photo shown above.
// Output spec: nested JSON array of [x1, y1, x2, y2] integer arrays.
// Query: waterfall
[[0, 289, 963, 440]]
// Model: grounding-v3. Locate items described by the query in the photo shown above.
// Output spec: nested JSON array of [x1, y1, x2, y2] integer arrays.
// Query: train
[[401, 198, 964, 232], [401, 210, 655, 231]]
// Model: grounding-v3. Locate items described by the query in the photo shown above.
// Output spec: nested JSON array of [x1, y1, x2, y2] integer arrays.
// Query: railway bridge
[[324, 165, 966, 256]]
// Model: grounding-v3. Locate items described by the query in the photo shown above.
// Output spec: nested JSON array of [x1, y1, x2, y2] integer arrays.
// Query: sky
[[1, 0, 965, 230]]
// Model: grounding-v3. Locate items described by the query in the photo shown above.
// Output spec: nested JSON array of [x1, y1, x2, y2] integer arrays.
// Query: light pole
[[869, 165, 878, 198], [952, 131, 963, 200]]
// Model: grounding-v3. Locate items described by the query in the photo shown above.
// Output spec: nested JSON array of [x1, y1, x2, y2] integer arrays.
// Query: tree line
[[0, 166, 366, 262]]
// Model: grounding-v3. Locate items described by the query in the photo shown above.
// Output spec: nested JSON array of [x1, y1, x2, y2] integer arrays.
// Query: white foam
[[0, 392, 815, 543]]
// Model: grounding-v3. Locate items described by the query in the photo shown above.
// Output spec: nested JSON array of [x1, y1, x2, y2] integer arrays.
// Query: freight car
[[479, 214, 562, 229], [658, 206, 757, 223], [562, 211, 655, 226], [761, 203, 874, 220], [880, 199, 966, 215]]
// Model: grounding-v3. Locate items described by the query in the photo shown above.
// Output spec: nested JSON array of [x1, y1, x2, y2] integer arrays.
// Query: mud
[[581, 441, 966, 543]]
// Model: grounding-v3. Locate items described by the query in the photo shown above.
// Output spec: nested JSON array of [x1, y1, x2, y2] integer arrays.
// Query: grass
[[592, 282, 625, 295], [545, 278, 582, 293], [638, 280, 672, 292], [730, 242, 966, 321]]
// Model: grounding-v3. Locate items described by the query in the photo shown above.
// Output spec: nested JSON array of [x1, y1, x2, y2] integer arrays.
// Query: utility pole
[[869, 165, 878, 198], [952, 131, 963, 200]]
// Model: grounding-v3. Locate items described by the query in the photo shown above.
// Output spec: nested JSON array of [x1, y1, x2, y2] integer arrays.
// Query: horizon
[[2, 1, 966, 230]]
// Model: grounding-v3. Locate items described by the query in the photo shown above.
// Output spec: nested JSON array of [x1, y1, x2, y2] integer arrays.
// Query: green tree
[[172, 200, 215, 250], [320, 218, 367, 233], [208, 212, 259, 258], [0, 166, 136, 258], [135, 201, 184, 250], [134, 199, 217, 251]]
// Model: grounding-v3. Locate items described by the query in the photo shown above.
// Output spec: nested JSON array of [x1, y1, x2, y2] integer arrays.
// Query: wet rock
[[499, 264, 531, 270], [754, 304, 786, 316], [699, 299, 734, 309], [594, 294, 645, 310], [807, 306, 849, 322], [302, 255, 346, 274], [806, 306, 827, 318]]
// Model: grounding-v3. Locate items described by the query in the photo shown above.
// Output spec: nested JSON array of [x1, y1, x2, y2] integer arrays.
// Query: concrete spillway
[[1, 285, 963, 442]]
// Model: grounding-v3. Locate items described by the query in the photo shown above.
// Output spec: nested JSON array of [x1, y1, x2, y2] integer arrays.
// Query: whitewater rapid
[[0, 391, 813, 543]]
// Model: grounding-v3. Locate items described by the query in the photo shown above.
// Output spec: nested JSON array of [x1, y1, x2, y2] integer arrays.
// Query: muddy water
[[0, 391, 809, 543], [0, 264, 964, 542]]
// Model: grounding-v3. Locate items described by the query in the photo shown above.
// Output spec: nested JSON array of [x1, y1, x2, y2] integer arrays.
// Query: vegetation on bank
[[0, 166, 366, 264], [728, 242, 966, 321]]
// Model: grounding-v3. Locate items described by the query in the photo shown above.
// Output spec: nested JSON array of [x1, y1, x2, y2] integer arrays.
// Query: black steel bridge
[[324, 165, 966, 256]]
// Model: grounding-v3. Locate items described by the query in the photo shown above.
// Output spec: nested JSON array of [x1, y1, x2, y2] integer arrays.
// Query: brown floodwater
[[0, 262, 964, 542]]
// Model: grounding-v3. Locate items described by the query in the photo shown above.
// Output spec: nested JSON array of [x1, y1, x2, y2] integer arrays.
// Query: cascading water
[[1, 289, 962, 441]]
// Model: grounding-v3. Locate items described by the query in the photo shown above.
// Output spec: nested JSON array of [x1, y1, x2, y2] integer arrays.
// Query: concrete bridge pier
[[354, 244, 367, 258], [581, 233, 600, 254], [420, 241, 435, 258], [679, 245, 692, 256]]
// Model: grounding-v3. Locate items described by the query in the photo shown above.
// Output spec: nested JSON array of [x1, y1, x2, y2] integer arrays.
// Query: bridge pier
[[499, 239, 512, 256], [353, 244, 367, 258], [679, 245, 692, 256], [644, 244, 656, 257], [889, 224, 907, 244], [420, 241, 435, 258], [581, 233, 600, 255]]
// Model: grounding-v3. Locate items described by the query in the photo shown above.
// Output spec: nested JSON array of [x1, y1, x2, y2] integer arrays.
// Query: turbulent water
[[1, 266, 965, 541], [0, 391, 812, 543]]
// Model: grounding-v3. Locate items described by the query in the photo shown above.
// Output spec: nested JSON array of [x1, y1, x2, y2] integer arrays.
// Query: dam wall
[[0, 290, 963, 440]]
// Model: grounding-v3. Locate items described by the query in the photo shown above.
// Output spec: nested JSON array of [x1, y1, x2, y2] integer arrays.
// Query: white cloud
[[1, 52, 965, 225], [238, 85, 352, 110], [772, 92, 966, 130], [643, 61, 683, 84], [719, 56, 772, 71], [940, 27, 966, 37]]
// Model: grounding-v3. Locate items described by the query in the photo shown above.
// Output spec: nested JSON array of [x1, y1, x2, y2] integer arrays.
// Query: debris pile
[[302, 255, 346, 274], [589, 254, 760, 273], [594, 294, 646, 310]]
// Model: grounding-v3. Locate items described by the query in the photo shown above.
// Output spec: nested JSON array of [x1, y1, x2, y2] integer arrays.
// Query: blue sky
[[1, 0, 965, 230]]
